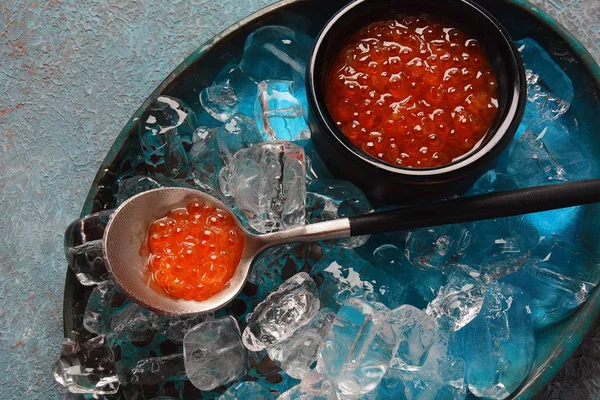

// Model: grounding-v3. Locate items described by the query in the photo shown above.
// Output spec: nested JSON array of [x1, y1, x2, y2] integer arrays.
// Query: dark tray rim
[[62, 0, 600, 399]]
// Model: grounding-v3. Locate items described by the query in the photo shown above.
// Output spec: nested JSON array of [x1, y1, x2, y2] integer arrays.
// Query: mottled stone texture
[[0, 0, 597, 399]]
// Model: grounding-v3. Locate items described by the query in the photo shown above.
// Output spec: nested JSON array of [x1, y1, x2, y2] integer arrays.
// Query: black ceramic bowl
[[307, 0, 526, 203]]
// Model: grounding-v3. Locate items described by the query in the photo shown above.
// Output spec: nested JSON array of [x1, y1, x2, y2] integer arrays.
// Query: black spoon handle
[[349, 179, 600, 236]]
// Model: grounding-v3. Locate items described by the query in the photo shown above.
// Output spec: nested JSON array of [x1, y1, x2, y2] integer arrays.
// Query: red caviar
[[147, 201, 244, 301], [326, 14, 499, 168]]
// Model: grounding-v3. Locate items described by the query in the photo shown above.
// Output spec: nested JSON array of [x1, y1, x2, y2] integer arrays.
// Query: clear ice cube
[[213, 64, 258, 117], [311, 247, 408, 310], [502, 235, 599, 329], [306, 179, 373, 249], [219, 140, 306, 233], [240, 25, 312, 88], [116, 174, 196, 205], [183, 316, 248, 391], [219, 381, 273, 400], [200, 84, 239, 122], [268, 308, 336, 379], [505, 122, 595, 188], [83, 280, 117, 334], [388, 305, 438, 370], [139, 96, 193, 177], [457, 282, 535, 399], [460, 217, 539, 283], [126, 354, 186, 385], [277, 371, 337, 400], [466, 170, 517, 196], [426, 267, 485, 331], [159, 313, 215, 344], [404, 225, 470, 270], [110, 301, 159, 343], [53, 336, 120, 395], [189, 126, 226, 198], [317, 298, 399, 396], [243, 272, 320, 351], [255, 80, 310, 141], [217, 113, 264, 163], [516, 38, 574, 124], [66, 240, 110, 286]]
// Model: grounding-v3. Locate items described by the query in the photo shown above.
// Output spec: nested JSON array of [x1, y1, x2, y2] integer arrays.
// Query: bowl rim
[[306, 0, 527, 177]]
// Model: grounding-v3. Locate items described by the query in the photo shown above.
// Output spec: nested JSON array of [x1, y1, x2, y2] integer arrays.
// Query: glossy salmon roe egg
[[326, 14, 499, 168], [147, 201, 244, 301]]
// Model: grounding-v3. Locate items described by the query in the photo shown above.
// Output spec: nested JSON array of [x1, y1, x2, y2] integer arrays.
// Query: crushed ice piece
[[243, 272, 320, 351], [219, 140, 306, 233], [213, 64, 258, 117], [318, 298, 399, 396], [404, 224, 470, 270], [466, 170, 517, 195], [116, 174, 196, 205], [158, 313, 215, 344], [311, 247, 408, 310], [66, 240, 110, 286], [426, 267, 485, 331], [53, 336, 120, 395], [457, 282, 535, 399], [277, 371, 337, 400], [83, 280, 117, 334], [306, 179, 373, 249], [217, 113, 264, 163], [388, 305, 438, 370], [219, 381, 273, 400], [200, 84, 239, 122], [268, 308, 336, 379], [255, 80, 310, 141], [110, 302, 159, 343], [506, 122, 595, 188], [139, 96, 193, 177], [240, 25, 312, 89], [516, 38, 574, 124], [126, 354, 186, 385], [460, 217, 539, 283], [503, 235, 599, 329], [189, 126, 226, 198], [184, 316, 248, 391]]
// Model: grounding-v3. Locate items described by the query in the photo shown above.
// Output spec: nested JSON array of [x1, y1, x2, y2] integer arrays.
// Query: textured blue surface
[[0, 1, 598, 399]]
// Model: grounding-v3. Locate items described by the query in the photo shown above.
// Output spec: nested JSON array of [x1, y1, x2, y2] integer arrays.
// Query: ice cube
[[404, 225, 470, 270], [457, 283, 535, 399], [116, 174, 196, 205], [219, 140, 306, 233], [219, 381, 273, 400], [214, 64, 258, 117], [268, 308, 336, 379], [159, 313, 215, 344], [66, 240, 110, 286], [240, 26, 312, 88], [139, 96, 193, 178], [243, 272, 320, 351], [318, 298, 399, 396], [466, 170, 517, 195], [53, 336, 120, 395], [83, 280, 117, 334], [516, 38, 573, 124], [505, 122, 595, 188], [311, 247, 409, 310], [426, 268, 485, 331], [126, 354, 186, 385], [64, 209, 113, 286], [388, 305, 438, 370], [184, 316, 248, 391], [306, 179, 373, 249], [110, 301, 159, 343], [255, 80, 310, 141], [372, 244, 408, 277], [460, 217, 539, 283], [502, 235, 599, 329], [277, 371, 337, 400], [200, 84, 239, 122], [217, 113, 265, 163], [189, 126, 227, 198]]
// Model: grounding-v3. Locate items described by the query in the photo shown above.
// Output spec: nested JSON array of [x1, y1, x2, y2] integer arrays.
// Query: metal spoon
[[103, 179, 600, 316]]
